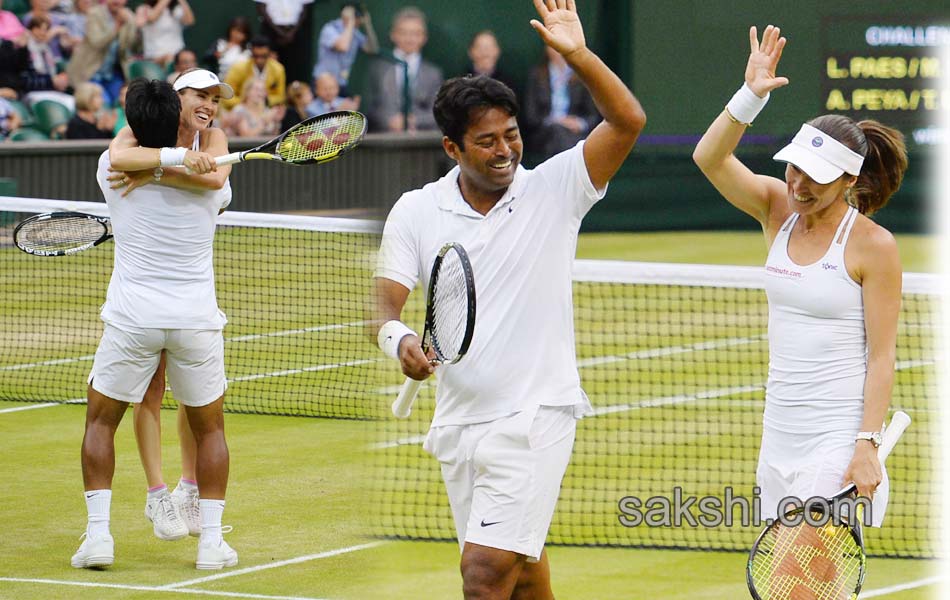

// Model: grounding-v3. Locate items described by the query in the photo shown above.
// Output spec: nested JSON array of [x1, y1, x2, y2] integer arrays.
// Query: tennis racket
[[13, 211, 111, 256], [391, 242, 476, 419], [746, 411, 911, 600], [213, 111, 366, 167]]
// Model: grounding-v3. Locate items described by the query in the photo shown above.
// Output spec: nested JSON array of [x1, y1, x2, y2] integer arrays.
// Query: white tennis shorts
[[88, 324, 226, 407], [757, 426, 889, 527], [423, 405, 577, 561]]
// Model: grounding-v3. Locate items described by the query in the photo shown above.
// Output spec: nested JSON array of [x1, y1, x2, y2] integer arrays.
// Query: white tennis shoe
[[71, 531, 114, 568], [171, 486, 201, 537], [145, 492, 189, 541], [196, 536, 238, 570]]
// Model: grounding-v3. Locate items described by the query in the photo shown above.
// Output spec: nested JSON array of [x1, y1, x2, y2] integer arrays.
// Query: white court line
[[0, 354, 95, 372], [0, 398, 85, 414], [374, 358, 935, 448], [1, 321, 370, 373], [861, 574, 948, 597], [160, 541, 386, 589], [227, 358, 382, 384], [0, 577, 327, 600], [576, 334, 766, 368], [0, 402, 59, 414]]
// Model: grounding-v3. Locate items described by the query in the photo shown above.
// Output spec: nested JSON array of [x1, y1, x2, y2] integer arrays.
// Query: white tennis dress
[[758, 206, 889, 525]]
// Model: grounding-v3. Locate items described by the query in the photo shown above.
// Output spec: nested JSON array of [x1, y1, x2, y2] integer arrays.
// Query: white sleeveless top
[[763, 206, 866, 433]]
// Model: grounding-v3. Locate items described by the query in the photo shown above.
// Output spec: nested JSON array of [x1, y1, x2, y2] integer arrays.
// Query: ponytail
[[807, 115, 907, 215]]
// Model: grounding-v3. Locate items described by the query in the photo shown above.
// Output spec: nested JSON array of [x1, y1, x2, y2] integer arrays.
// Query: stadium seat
[[31, 100, 72, 138], [128, 60, 169, 82], [9, 126, 50, 142], [6, 99, 35, 128]]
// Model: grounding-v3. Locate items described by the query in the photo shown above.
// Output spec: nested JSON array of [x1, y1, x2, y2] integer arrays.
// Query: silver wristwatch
[[855, 431, 882, 448], [153, 167, 164, 181]]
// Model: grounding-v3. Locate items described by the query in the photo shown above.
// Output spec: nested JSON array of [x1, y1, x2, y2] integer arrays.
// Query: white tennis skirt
[[756, 426, 889, 527]]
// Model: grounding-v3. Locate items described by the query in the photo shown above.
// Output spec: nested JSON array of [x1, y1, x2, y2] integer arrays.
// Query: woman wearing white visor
[[693, 25, 908, 529]]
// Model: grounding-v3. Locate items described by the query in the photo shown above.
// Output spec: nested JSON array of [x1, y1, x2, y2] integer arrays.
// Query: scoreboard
[[821, 18, 945, 145]]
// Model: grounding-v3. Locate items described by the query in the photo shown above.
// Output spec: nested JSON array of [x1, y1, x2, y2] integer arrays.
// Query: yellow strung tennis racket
[[746, 411, 911, 600], [214, 111, 367, 167]]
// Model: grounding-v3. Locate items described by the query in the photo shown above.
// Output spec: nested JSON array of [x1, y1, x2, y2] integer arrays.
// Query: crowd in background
[[0, 0, 597, 157]]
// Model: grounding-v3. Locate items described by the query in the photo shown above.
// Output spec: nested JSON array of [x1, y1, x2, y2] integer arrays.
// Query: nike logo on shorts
[[480, 519, 502, 527]]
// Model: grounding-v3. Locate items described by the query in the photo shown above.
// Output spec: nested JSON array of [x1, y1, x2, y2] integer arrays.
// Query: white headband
[[772, 123, 865, 184]]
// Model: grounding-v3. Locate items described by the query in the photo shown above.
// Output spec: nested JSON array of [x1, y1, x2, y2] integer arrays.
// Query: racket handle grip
[[215, 152, 243, 166], [392, 378, 424, 418], [879, 410, 911, 462]]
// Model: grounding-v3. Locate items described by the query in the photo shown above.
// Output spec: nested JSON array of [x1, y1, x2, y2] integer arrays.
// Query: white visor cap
[[772, 123, 864, 184], [172, 69, 235, 100]]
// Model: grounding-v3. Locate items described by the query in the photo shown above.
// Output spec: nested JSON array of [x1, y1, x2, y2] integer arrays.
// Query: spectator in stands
[[463, 30, 517, 97], [65, 81, 116, 138], [521, 45, 600, 158], [21, 0, 71, 57], [312, 2, 377, 96], [0, 95, 22, 138], [204, 16, 251, 80], [135, 0, 194, 68], [65, 0, 140, 107], [60, 0, 91, 41], [166, 47, 196, 83], [281, 79, 310, 130], [308, 71, 358, 116], [58, 0, 93, 55], [365, 6, 441, 133], [0, 0, 27, 41], [225, 77, 283, 138], [222, 35, 286, 111], [20, 14, 70, 93], [255, 0, 311, 82], [1, 38, 26, 98]]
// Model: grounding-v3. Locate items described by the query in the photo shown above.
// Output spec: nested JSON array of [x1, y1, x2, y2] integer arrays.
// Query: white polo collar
[[436, 164, 528, 218]]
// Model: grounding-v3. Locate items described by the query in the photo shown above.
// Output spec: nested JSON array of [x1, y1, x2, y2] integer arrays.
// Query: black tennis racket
[[746, 411, 911, 600], [214, 110, 367, 167], [13, 211, 112, 256], [391, 242, 476, 418]]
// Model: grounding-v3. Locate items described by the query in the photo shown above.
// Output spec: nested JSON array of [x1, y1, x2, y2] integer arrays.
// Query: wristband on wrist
[[159, 147, 188, 167], [377, 320, 417, 360], [725, 83, 769, 126]]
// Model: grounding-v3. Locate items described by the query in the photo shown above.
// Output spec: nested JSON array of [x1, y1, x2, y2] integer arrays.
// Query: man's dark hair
[[433, 75, 519, 148], [125, 78, 180, 148], [250, 35, 272, 50]]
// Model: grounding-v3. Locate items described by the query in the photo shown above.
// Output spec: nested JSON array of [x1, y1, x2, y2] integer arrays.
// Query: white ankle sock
[[175, 478, 199, 495], [147, 485, 168, 501], [85, 489, 111, 538], [199, 499, 226, 544]]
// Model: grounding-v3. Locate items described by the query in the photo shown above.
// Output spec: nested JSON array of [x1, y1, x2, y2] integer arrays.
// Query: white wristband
[[725, 83, 769, 125], [160, 147, 188, 167], [377, 320, 417, 360]]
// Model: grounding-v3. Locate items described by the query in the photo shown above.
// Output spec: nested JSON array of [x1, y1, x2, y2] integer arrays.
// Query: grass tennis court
[[0, 231, 942, 599]]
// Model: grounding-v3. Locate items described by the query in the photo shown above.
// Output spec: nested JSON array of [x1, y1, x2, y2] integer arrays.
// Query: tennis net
[[375, 260, 941, 559], [0, 196, 382, 419], [1, 196, 940, 557]]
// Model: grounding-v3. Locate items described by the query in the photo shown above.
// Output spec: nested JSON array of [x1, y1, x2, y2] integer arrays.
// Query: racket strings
[[16, 216, 104, 252], [430, 250, 470, 362], [750, 509, 863, 599], [277, 114, 365, 163]]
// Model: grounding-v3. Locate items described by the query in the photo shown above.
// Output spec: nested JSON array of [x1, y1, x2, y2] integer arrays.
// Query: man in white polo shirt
[[373, 3, 646, 598], [72, 79, 237, 571]]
